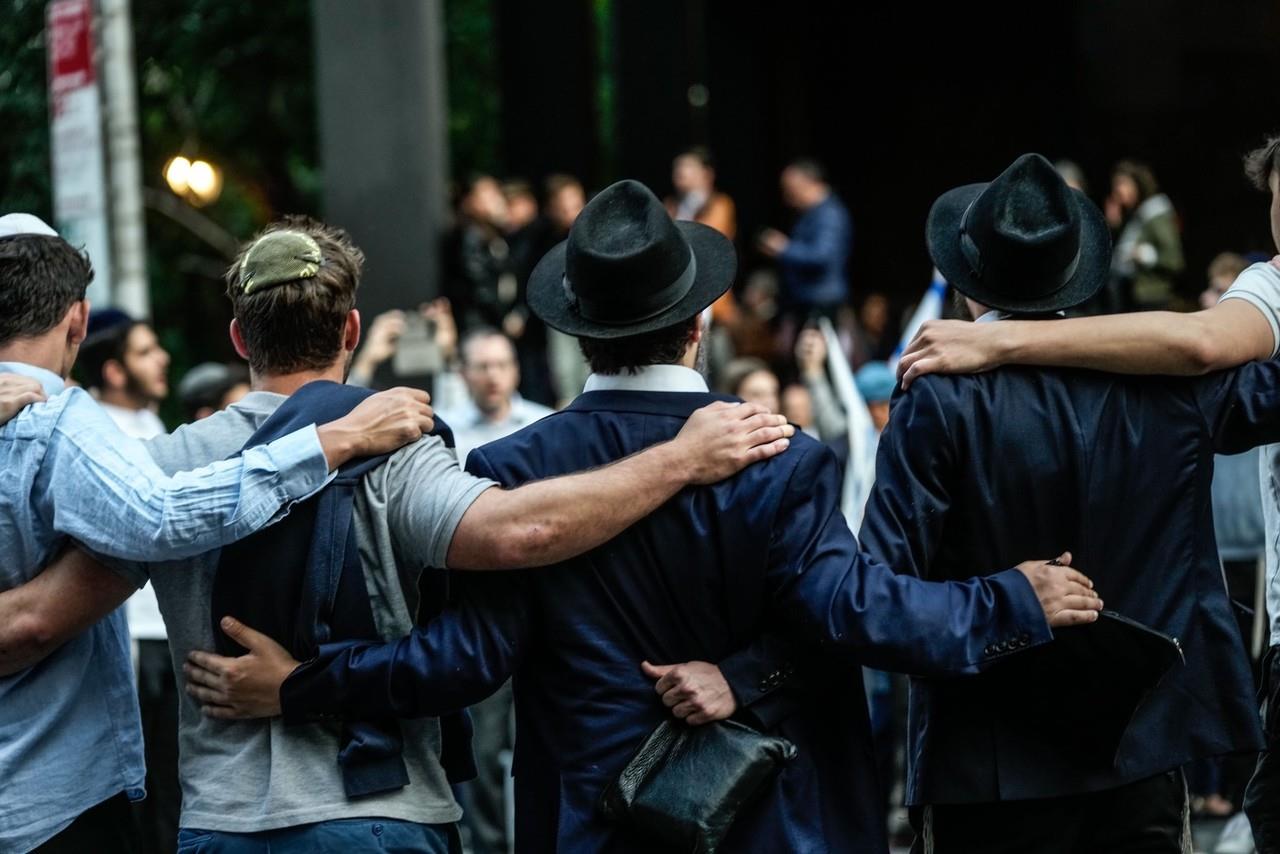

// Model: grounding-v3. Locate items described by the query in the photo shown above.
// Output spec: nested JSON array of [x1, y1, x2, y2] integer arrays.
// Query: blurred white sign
[[48, 0, 112, 306]]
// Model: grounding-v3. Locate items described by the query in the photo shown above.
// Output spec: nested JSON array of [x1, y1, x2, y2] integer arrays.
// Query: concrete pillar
[[312, 0, 450, 316]]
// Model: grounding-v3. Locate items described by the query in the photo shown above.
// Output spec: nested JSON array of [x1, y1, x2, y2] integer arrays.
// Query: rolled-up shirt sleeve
[[1220, 261, 1280, 359], [36, 389, 331, 561]]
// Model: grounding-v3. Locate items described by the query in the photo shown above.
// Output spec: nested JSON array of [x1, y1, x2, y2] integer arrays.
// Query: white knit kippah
[[0, 213, 59, 240]]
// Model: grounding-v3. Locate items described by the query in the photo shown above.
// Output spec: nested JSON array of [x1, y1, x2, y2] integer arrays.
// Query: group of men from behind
[[3, 138, 1280, 854]]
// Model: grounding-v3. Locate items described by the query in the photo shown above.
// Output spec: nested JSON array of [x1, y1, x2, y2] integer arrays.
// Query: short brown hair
[[1208, 252, 1247, 282], [225, 215, 363, 376], [1245, 135, 1280, 191], [578, 317, 698, 375]]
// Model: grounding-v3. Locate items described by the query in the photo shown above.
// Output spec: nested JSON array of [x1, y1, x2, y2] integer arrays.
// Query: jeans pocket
[[176, 827, 216, 854]]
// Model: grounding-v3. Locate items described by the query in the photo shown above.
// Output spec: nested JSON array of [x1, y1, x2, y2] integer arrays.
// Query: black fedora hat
[[927, 153, 1111, 314], [527, 179, 737, 339]]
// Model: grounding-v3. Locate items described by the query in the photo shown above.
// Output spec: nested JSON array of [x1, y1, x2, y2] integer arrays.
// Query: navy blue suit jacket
[[282, 390, 1052, 852], [859, 362, 1280, 806], [779, 194, 852, 309]]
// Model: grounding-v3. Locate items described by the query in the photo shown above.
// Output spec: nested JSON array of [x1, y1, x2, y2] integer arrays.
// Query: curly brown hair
[[1245, 135, 1280, 192]]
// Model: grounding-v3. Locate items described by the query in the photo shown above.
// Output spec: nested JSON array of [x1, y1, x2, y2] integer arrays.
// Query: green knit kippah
[[237, 230, 322, 295]]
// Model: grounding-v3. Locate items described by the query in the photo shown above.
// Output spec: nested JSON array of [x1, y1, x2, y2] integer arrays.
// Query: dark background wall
[[495, 0, 1280, 310]]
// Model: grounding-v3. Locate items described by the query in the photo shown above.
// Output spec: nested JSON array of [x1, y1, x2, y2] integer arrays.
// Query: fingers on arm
[[1050, 608, 1101, 627], [1063, 569, 1092, 589], [744, 437, 792, 463]]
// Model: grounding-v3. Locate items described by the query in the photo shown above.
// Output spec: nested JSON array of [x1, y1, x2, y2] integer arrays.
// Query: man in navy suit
[[859, 153, 1280, 852], [758, 158, 852, 321], [188, 180, 1102, 853]]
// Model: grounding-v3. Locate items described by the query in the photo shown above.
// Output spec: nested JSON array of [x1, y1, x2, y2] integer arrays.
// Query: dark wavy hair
[[0, 235, 93, 347]]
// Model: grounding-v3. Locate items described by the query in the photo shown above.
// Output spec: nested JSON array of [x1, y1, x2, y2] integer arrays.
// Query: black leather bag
[[599, 719, 797, 853]]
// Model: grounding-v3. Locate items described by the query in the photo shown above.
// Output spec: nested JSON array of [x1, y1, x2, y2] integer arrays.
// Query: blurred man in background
[[78, 309, 170, 439], [78, 308, 179, 854], [758, 158, 852, 327], [445, 327, 553, 469], [177, 362, 250, 422]]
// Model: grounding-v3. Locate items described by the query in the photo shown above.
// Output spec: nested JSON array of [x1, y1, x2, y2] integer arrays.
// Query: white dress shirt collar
[[583, 364, 709, 394], [974, 309, 1064, 324]]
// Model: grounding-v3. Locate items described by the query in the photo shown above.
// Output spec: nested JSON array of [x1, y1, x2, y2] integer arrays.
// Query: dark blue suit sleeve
[[280, 448, 530, 724], [281, 570, 529, 724], [859, 380, 952, 579], [717, 633, 809, 730], [772, 429, 1052, 676], [780, 204, 848, 271], [1195, 362, 1280, 454]]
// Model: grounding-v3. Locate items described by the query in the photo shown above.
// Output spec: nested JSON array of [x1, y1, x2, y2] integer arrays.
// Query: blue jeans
[[176, 819, 460, 854]]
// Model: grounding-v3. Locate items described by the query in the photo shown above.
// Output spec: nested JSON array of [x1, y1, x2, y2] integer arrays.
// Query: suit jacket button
[[984, 645, 994, 656]]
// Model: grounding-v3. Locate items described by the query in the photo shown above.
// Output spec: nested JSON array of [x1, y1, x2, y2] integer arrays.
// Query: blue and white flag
[[818, 317, 877, 532], [888, 270, 948, 375]]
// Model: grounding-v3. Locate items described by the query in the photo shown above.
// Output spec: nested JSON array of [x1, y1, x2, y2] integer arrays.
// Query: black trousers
[[1246, 644, 1280, 852], [34, 792, 140, 854], [133, 639, 182, 854], [911, 770, 1189, 854]]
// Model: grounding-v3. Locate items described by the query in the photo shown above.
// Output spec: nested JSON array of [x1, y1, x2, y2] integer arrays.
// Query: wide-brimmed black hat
[[527, 179, 737, 339], [927, 153, 1111, 314]]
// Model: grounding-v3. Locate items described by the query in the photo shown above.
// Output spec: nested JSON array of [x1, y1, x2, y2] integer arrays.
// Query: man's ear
[[66, 299, 90, 346], [691, 311, 706, 345], [229, 319, 250, 360], [102, 359, 127, 391], [344, 309, 361, 354]]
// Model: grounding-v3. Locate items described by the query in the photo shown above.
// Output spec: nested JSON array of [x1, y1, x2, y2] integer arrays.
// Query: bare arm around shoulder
[[0, 548, 135, 675], [446, 401, 794, 570], [898, 299, 1274, 387]]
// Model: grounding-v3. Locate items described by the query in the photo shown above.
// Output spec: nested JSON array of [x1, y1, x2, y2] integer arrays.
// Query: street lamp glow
[[163, 155, 222, 206], [187, 159, 221, 203], [164, 155, 191, 195]]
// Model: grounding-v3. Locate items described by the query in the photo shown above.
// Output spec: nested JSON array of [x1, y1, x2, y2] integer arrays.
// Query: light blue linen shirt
[[0, 360, 331, 852]]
